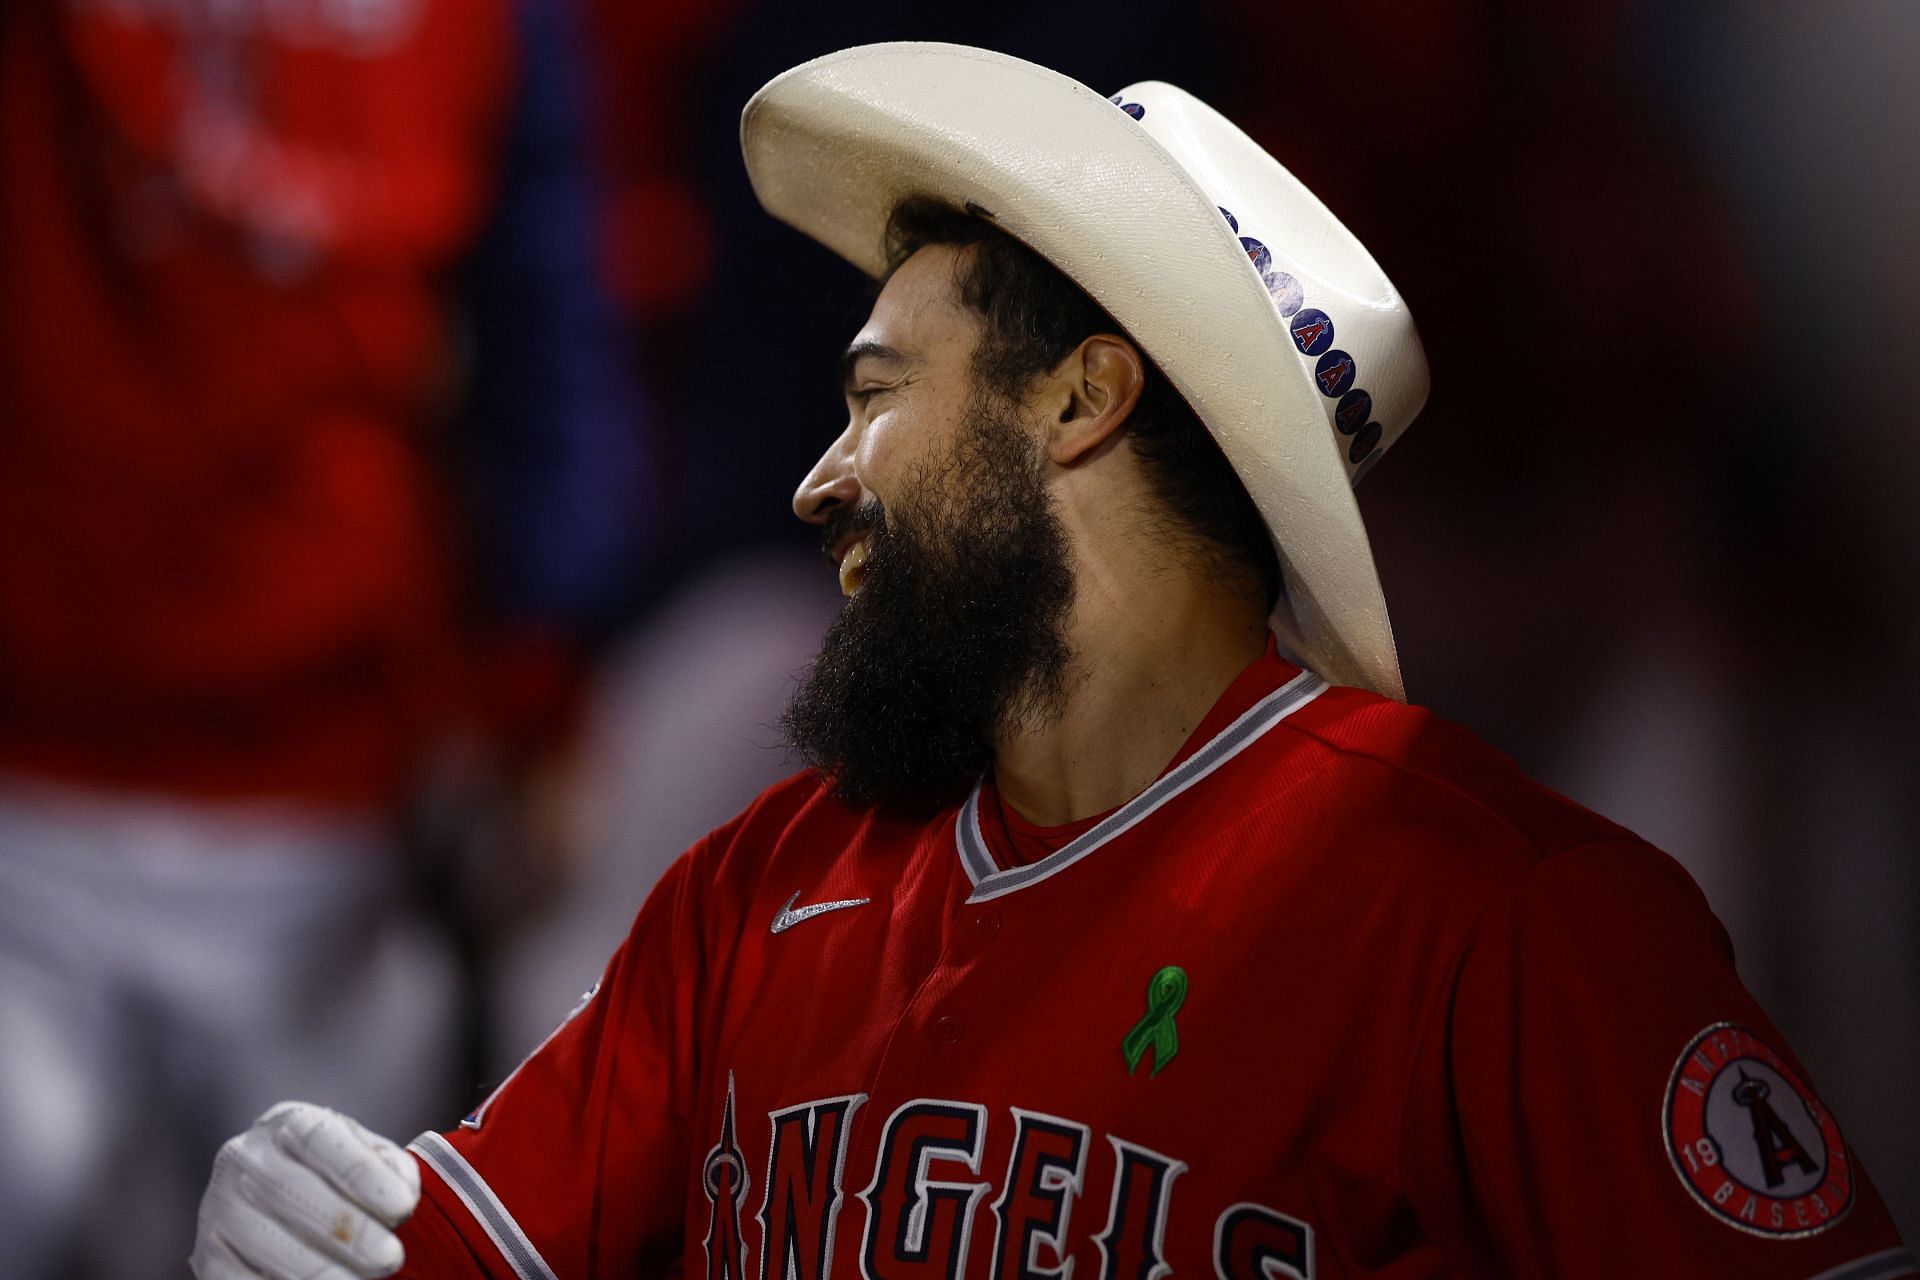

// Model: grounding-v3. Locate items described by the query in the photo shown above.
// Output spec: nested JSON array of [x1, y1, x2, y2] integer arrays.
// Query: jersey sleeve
[[1401, 838, 1914, 1279], [395, 841, 715, 1279]]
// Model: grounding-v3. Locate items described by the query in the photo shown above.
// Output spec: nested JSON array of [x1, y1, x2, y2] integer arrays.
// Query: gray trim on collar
[[956, 668, 1327, 903]]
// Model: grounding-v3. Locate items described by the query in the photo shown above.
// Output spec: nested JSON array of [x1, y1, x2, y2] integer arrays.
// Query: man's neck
[[990, 560, 1270, 827]]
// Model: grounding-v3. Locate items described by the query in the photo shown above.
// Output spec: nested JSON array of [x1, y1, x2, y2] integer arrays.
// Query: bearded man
[[190, 45, 1913, 1280]]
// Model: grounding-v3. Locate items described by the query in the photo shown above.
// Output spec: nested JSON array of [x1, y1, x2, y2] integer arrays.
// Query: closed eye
[[847, 383, 901, 407]]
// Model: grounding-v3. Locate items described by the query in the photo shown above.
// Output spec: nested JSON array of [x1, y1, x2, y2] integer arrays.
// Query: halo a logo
[[1347, 422, 1382, 466], [1314, 350, 1356, 398], [1108, 94, 1145, 120], [1335, 389, 1372, 435], [1289, 309, 1333, 356], [1664, 1023, 1853, 1237]]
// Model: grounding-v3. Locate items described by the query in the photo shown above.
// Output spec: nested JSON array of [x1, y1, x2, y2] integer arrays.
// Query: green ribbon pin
[[1121, 965, 1188, 1077]]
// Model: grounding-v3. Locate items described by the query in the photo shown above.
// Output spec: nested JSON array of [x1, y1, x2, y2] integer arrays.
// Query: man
[[191, 45, 1914, 1280]]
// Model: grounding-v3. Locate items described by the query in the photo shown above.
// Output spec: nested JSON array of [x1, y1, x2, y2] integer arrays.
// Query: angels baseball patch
[[1663, 1021, 1854, 1237]]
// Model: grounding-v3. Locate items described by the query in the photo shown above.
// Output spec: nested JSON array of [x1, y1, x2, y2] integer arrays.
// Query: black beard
[[781, 393, 1076, 813]]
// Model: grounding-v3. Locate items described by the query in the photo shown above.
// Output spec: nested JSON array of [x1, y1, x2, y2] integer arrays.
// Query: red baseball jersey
[[395, 642, 1913, 1278]]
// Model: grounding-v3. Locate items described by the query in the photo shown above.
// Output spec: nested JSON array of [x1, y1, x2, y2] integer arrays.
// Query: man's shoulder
[[1260, 677, 1639, 876], [1228, 677, 1726, 984], [695, 767, 840, 864], [690, 766, 950, 886], [725, 765, 839, 831]]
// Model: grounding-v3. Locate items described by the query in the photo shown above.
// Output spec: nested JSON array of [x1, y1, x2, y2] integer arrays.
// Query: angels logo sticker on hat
[[1335, 389, 1372, 435], [1663, 1022, 1854, 1237], [1348, 422, 1382, 465], [1289, 309, 1334, 356], [1315, 350, 1357, 398]]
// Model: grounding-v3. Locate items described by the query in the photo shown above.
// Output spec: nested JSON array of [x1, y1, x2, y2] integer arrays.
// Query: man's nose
[[792, 425, 862, 526]]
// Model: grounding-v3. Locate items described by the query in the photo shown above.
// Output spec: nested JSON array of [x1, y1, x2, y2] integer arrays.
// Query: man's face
[[791, 244, 987, 583], [783, 245, 1077, 811]]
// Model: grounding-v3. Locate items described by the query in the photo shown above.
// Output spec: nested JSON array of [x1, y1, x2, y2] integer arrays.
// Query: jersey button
[[934, 1015, 964, 1044], [967, 908, 1001, 939]]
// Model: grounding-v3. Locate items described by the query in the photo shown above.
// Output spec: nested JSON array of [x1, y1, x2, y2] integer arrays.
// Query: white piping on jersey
[[409, 1130, 561, 1280], [1805, 1247, 1920, 1280], [460, 979, 599, 1132], [956, 667, 1327, 902]]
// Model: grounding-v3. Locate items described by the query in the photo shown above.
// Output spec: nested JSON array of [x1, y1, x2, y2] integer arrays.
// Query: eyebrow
[[839, 340, 912, 392]]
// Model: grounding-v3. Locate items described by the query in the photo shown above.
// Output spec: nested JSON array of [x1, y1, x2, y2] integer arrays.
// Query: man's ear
[[1043, 334, 1146, 466]]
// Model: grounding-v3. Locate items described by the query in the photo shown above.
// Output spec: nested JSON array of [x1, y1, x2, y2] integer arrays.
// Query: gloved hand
[[191, 1101, 421, 1279]]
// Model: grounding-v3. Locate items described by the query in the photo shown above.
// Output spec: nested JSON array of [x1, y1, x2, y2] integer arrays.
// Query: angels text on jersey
[[699, 1074, 1313, 1280]]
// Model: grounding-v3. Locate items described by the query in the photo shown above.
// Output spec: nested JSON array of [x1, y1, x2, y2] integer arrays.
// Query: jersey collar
[[954, 666, 1327, 903]]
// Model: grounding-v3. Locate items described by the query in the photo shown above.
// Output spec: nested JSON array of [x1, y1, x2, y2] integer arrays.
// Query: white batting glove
[[191, 1101, 421, 1280]]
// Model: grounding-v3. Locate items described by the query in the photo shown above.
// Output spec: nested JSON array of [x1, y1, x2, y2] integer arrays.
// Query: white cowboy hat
[[741, 43, 1429, 700]]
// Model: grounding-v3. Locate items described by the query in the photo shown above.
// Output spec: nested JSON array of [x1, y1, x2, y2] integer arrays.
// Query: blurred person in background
[[0, 0, 655, 1275]]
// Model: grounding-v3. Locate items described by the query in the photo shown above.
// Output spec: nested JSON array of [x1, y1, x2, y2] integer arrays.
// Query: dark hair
[[883, 196, 1282, 609]]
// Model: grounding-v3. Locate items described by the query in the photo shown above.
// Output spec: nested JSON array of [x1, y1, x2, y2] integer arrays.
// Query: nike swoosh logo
[[770, 889, 872, 935]]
